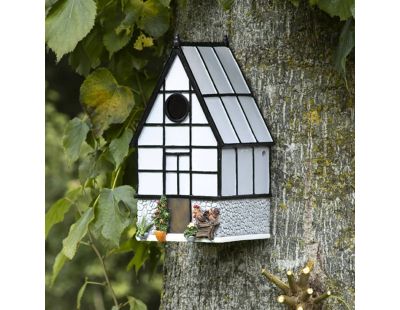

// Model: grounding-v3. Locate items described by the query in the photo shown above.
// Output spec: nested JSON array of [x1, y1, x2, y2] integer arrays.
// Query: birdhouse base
[[137, 198, 270, 243], [136, 233, 271, 243]]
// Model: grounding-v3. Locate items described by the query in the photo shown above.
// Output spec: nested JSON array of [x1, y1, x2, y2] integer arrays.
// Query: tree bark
[[161, 0, 354, 309]]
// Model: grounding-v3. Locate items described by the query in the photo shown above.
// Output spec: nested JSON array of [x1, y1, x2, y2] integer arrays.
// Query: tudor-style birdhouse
[[132, 36, 273, 243]]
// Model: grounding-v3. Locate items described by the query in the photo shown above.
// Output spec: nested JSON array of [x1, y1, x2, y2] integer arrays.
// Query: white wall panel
[[165, 126, 190, 146], [166, 173, 177, 194], [192, 174, 218, 196], [221, 149, 236, 196], [191, 126, 217, 146], [237, 148, 253, 195], [165, 57, 189, 91], [254, 147, 269, 194], [166, 156, 177, 171], [192, 149, 217, 171], [145, 95, 163, 124], [138, 127, 163, 146], [138, 172, 163, 195], [138, 148, 163, 170], [179, 173, 190, 195], [179, 156, 190, 170], [191, 95, 208, 124]]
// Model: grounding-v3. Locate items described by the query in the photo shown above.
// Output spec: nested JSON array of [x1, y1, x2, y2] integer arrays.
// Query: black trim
[[196, 46, 242, 144], [217, 147, 221, 196], [222, 142, 274, 147], [226, 47, 275, 144], [139, 169, 217, 174], [176, 48, 224, 145], [138, 145, 217, 149], [165, 152, 190, 156], [212, 46, 258, 143], [235, 147, 238, 195], [268, 146, 271, 195], [160, 90, 194, 94], [252, 147, 255, 195], [131, 49, 178, 146], [143, 123, 208, 127], [202, 93, 252, 97], [162, 80, 166, 195], [135, 193, 272, 200], [189, 82, 193, 196]]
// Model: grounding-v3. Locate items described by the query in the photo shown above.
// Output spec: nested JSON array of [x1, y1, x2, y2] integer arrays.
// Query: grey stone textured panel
[[137, 199, 158, 233], [191, 198, 270, 237]]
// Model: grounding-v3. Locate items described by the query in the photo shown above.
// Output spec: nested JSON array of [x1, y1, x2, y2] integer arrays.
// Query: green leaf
[[63, 117, 90, 163], [92, 186, 136, 247], [127, 242, 149, 273], [80, 68, 135, 137], [315, 0, 354, 21], [78, 150, 115, 184], [109, 128, 133, 167], [133, 33, 154, 51], [76, 280, 88, 309], [45, 187, 83, 238], [62, 207, 95, 259], [103, 29, 132, 58], [131, 0, 171, 38], [45, 0, 97, 61], [217, 0, 235, 11], [334, 18, 354, 82], [289, 0, 300, 7], [127, 296, 148, 310], [103, 5, 134, 58], [69, 27, 104, 76], [51, 251, 68, 287]]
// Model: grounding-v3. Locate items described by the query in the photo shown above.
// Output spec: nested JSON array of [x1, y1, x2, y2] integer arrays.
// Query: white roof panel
[[180, 44, 273, 145]]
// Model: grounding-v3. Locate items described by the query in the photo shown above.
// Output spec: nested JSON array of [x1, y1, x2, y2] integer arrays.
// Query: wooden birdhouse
[[132, 35, 274, 243]]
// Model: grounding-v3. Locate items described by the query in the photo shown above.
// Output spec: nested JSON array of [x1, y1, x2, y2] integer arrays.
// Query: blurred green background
[[45, 52, 163, 310]]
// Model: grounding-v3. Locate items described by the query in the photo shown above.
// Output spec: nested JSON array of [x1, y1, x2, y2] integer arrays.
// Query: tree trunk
[[161, 1, 354, 309]]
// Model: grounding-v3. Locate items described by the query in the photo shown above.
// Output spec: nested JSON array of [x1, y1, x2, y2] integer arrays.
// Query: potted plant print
[[136, 217, 153, 240], [152, 196, 169, 242], [183, 222, 198, 241]]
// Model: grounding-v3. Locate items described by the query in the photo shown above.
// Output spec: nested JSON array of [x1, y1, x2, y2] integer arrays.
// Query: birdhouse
[[132, 36, 274, 243]]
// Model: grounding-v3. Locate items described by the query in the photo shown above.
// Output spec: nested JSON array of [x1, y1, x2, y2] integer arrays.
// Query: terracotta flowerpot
[[155, 230, 167, 242]]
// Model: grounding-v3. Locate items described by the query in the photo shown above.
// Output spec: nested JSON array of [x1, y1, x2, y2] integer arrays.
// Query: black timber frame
[[132, 37, 275, 200]]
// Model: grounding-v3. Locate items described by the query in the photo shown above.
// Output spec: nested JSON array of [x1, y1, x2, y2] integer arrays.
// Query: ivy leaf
[[92, 186, 136, 247], [45, 0, 97, 61], [217, 0, 235, 11], [314, 0, 354, 21], [62, 207, 95, 259], [109, 128, 134, 167], [63, 117, 90, 163], [76, 280, 88, 309], [334, 18, 354, 83], [50, 251, 68, 287], [69, 27, 104, 76], [134, 33, 154, 51], [45, 187, 81, 238], [127, 296, 148, 310], [132, 0, 171, 38], [80, 68, 135, 137]]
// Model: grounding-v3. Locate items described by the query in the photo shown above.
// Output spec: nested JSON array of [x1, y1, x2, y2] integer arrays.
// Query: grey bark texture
[[161, 1, 354, 309]]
